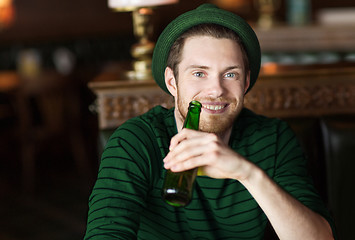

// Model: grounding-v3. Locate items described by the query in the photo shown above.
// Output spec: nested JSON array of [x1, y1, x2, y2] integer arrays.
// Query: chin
[[199, 116, 234, 134], [199, 106, 242, 134]]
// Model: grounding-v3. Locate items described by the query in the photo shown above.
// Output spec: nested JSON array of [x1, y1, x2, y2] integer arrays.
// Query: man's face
[[172, 36, 250, 134]]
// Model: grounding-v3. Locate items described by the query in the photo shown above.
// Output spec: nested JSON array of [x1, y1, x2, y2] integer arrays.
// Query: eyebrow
[[187, 65, 209, 70], [187, 65, 243, 71], [225, 65, 243, 71]]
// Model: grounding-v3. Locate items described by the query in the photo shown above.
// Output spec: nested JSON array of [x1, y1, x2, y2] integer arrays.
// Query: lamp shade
[[109, 0, 178, 11]]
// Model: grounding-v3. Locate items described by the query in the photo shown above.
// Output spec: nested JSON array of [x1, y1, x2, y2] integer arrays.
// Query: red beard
[[177, 96, 244, 134]]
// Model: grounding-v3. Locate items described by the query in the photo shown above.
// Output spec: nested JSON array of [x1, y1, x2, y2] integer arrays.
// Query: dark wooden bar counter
[[88, 62, 355, 130]]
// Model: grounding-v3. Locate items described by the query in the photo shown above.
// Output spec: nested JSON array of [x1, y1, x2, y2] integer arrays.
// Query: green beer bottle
[[162, 100, 202, 207]]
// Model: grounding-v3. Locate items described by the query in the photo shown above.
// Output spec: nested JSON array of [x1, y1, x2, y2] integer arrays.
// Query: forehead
[[180, 36, 244, 65]]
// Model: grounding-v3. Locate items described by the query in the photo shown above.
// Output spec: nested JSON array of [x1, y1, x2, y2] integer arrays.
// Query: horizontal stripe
[[84, 107, 332, 240]]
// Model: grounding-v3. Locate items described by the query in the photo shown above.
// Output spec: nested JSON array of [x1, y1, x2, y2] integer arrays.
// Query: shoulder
[[101, 106, 175, 178], [235, 108, 287, 136], [113, 106, 173, 137], [106, 106, 175, 155], [231, 108, 298, 162]]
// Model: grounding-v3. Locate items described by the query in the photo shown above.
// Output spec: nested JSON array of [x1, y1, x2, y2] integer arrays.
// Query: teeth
[[204, 105, 225, 110]]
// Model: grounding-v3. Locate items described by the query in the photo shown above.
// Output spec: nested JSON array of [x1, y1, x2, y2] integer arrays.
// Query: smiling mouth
[[203, 104, 228, 111]]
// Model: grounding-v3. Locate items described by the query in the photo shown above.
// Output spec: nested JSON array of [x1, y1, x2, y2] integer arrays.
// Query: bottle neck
[[183, 101, 201, 131]]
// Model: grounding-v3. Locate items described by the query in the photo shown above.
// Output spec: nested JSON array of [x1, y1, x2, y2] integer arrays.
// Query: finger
[[170, 130, 219, 155], [164, 130, 205, 164], [170, 154, 206, 172], [169, 128, 204, 150], [164, 142, 205, 169], [165, 134, 216, 165], [168, 140, 222, 172]]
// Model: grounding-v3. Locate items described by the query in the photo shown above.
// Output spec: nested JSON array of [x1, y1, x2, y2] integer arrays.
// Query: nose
[[206, 77, 224, 98]]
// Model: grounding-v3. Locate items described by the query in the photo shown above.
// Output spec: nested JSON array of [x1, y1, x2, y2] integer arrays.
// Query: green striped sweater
[[84, 106, 333, 239]]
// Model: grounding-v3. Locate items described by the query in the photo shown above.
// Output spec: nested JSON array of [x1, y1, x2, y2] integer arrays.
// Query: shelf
[[254, 24, 355, 52]]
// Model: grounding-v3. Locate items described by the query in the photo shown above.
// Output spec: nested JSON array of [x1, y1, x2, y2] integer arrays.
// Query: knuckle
[[210, 149, 220, 159], [207, 133, 218, 142]]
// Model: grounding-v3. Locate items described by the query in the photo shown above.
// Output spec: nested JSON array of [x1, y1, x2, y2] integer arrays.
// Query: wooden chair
[[14, 71, 92, 193]]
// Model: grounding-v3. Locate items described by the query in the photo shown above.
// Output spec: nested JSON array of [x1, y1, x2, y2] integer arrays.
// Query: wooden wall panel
[[2, 0, 354, 44]]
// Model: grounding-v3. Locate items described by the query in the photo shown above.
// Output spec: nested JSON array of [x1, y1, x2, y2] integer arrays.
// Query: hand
[[163, 128, 254, 181]]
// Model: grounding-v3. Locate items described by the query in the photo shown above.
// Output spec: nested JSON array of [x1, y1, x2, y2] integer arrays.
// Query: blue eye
[[194, 72, 205, 77], [225, 72, 236, 78]]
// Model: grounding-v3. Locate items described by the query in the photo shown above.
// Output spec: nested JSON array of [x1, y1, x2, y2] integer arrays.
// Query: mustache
[[194, 97, 234, 103]]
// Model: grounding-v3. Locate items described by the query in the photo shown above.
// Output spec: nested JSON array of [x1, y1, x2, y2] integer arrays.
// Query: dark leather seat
[[321, 115, 355, 240]]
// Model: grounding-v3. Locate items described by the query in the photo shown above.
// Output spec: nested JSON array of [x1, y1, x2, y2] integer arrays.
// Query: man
[[84, 4, 335, 239]]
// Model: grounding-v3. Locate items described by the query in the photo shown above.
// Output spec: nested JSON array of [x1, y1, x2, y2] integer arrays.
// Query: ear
[[244, 70, 251, 94], [164, 67, 177, 97]]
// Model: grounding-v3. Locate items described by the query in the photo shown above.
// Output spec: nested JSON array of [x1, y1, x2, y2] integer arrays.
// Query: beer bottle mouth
[[189, 100, 202, 113], [190, 100, 201, 107]]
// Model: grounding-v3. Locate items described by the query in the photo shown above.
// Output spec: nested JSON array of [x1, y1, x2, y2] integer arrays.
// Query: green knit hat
[[152, 3, 261, 94]]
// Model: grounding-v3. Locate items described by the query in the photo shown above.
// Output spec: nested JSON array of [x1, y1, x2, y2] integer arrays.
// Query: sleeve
[[84, 120, 156, 239], [274, 121, 337, 238]]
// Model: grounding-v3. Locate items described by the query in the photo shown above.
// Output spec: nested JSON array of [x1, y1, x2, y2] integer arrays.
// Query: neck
[[174, 107, 184, 132], [218, 127, 233, 144]]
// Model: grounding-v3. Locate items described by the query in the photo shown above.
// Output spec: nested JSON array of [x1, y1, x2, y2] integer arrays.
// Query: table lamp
[[108, 0, 179, 80], [0, 0, 15, 30]]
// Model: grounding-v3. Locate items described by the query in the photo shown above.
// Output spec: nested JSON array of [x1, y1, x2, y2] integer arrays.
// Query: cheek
[[228, 82, 247, 97], [177, 80, 201, 99]]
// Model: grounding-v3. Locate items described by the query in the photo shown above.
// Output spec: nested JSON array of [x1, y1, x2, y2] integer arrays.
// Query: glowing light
[[0, 0, 15, 29]]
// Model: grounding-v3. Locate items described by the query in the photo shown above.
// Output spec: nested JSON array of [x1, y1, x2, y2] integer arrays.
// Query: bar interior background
[[0, 0, 355, 239]]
